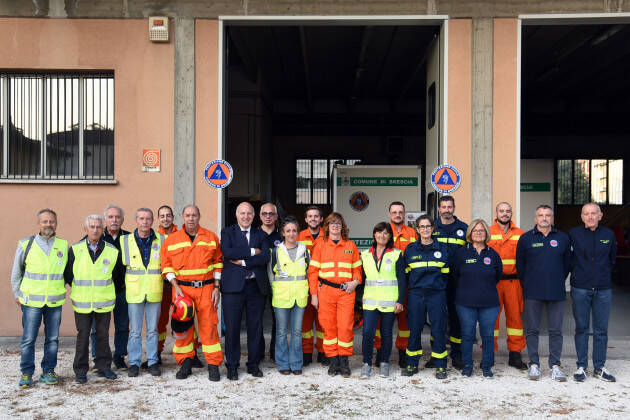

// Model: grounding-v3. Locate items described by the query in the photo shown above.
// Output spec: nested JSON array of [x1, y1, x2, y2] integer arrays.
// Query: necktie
[[242, 230, 253, 278], [241, 230, 248, 244]]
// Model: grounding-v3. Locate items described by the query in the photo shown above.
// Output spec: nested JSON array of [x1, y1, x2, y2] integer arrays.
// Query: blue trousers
[[456, 304, 499, 368], [273, 304, 305, 371], [20, 305, 62, 375], [406, 288, 447, 369], [128, 300, 161, 367], [362, 309, 396, 364], [572, 287, 611, 370]]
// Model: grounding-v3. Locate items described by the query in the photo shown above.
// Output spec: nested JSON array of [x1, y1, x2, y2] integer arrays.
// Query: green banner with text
[[337, 177, 418, 187], [521, 182, 551, 192]]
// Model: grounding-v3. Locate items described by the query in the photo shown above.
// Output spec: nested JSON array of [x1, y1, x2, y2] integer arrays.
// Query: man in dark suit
[[220, 202, 271, 380]]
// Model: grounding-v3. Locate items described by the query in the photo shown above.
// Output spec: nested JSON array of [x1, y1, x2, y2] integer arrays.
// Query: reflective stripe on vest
[[18, 236, 68, 308], [121, 233, 164, 304], [361, 249, 400, 312], [272, 244, 309, 308], [70, 240, 118, 313]]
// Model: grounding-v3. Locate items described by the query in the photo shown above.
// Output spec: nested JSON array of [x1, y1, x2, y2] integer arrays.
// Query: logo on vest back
[[483, 257, 491, 265], [550, 240, 558, 247]]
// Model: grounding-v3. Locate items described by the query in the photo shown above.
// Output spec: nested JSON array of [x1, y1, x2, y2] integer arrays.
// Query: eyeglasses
[[471, 229, 486, 234], [329, 222, 342, 226], [417, 225, 432, 230], [261, 212, 276, 217]]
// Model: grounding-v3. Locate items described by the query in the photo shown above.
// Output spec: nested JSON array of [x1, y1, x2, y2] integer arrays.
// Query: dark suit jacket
[[220, 224, 271, 295]]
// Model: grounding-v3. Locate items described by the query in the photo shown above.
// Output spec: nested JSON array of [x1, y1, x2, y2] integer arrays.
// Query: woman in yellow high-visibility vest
[[359, 222, 405, 379], [268, 217, 310, 375]]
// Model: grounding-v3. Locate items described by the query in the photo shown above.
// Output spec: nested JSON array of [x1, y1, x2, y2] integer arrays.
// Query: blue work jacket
[[569, 225, 617, 290]]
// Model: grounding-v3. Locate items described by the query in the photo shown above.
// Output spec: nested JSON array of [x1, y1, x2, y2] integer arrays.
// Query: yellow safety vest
[[120, 232, 165, 303], [17, 236, 68, 308], [70, 240, 118, 313], [361, 248, 401, 312], [272, 244, 309, 308]]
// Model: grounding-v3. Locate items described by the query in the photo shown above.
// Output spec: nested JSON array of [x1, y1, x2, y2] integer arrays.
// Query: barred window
[[296, 158, 361, 204], [0, 73, 114, 181], [557, 159, 623, 205]]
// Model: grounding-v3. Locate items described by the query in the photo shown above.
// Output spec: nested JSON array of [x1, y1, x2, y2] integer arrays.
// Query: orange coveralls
[[298, 227, 324, 355], [161, 226, 224, 366], [308, 237, 362, 357], [157, 223, 177, 354], [488, 220, 526, 352]]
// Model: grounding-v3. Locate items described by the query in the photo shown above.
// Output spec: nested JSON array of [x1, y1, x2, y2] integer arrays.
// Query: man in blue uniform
[[516, 204, 571, 382], [569, 203, 617, 382], [428, 195, 467, 370]]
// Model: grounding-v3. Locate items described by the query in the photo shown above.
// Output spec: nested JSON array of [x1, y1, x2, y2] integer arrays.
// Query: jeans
[[524, 299, 565, 368], [456, 304, 500, 368], [74, 311, 112, 374], [406, 288, 447, 369], [91, 290, 128, 358], [571, 287, 612, 370], [20, 305, 62, 375], [273, 304, 305, 371], [128, 300, 161, 367], [362, 309, 396, 364]]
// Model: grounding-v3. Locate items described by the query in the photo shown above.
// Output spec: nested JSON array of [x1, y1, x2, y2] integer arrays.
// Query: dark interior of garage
[[223, 24, 439, 226]]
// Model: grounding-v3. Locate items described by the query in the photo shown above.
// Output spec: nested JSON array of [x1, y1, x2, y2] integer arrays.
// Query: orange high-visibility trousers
[[157, 282, 172, 353], [494, 279, 526, 352], [172, 284, 223, 366], [318, 285, 355, 357], [302, 297, 325, 354]]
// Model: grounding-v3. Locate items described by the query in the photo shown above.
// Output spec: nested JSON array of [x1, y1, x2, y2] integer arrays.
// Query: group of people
[[12, 196, 618, 387]]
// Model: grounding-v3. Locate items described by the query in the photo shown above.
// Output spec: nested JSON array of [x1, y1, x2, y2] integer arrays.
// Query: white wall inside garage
[[520, 159, 554, 231]]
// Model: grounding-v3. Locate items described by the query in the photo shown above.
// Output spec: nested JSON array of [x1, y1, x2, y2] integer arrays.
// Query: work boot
[[328, 356, 340, 376], [128, 365, 140, 377], [141, 354, 162, 369], [339, 356, 351, 378], [303, 353, 313, 367], [375, 349, 382, 367], [435, 368, 447, 379], [508, 351, 528, 371], [191, 352, 204, 368], [148, 363, 161, 377], [401, 366, 418, 377], [425, 358, 436, 369], [398, 349, 406, 369], [113, 354, 127, 370], [176, 358, 193, 380], [318, 352, 330, 366], [451, 358, 465, 371], [208, 365, 220, 382]]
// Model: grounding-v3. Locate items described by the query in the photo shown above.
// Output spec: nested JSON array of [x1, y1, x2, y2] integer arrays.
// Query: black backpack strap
[[23, 235, 36, 261]]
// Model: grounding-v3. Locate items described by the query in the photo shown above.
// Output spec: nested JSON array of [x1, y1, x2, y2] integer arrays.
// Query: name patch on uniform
[[531, 243, 543, 248], [550, 240, 558, 247], [483, 257, 491, 265], [344, 250, 353, 254], [600, 239, 610, 244], [412, 255, 422, 260], [434, 251, 442, 259], [457, 229, 464, 237], [465, 259, 477, 264]]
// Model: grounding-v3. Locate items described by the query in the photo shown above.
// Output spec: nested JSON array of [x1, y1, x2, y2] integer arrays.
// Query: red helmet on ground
[[172, 293, 195, 322]]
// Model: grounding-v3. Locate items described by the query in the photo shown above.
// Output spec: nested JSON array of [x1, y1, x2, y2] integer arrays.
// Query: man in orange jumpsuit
[[374, 201, 416, 368], [309, 212, 362, 377], [297, 205, 326, 366], [488, 201, 527, 370], [161, 205, 224, 381]]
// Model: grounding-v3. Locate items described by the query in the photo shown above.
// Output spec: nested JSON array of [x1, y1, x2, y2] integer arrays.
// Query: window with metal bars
[[556, 159, 623, 205], [296, 158, 361, 204], [0, 73, 114, 181]]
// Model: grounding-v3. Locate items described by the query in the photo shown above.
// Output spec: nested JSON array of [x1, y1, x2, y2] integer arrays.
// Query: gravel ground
[[1, 337, 629, 419]]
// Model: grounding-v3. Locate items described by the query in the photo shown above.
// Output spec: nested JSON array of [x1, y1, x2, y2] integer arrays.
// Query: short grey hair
[[37, 208, 57, 222], [535, 204, 553, 215], [85, 214, 105, 228], [104, 203, 124, 219], [182, 204, 200, 216], [260, 202, 277, 213], [135, 207, 154, 219]]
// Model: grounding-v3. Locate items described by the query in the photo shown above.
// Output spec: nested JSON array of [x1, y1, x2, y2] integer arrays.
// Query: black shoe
[[318, 352, 330, 366], [128, 365, 140, 377], [339, 356, 351, 378], [375, 349, 382, 367], [398, 349, 407, 369], [292, 370, 302, 375], [75, 373, 87, 384], [208, 365, 220, 382], [227, 367, 238, 381], [247, 365, 263, 378], [279, 369, 291, 375], [451, 358, 465, 371], [175, 358, 193, 380], [303, 353, 313, 367], [97, 369, 117, 380], [328, 356, 340, 376], [508, 351, 528, 371], [436, 367, 447, 379], [425, 358, 436, 369], [113, 355, 127, 370], [141, 354, 162, 369], [401, 366, 419, 377], [191, 353, 204, 368], [148, 363, 161, 377]]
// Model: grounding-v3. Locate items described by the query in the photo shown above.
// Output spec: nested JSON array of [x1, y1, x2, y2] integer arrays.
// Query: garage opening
[[221, 22, 443, 226], [520, 22, 630, 326]]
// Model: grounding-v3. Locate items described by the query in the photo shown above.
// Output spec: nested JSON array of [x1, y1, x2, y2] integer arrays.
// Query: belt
[[178, 280, 214, 288], [319, 278, 346, 290], [501, 274, 518, 280]]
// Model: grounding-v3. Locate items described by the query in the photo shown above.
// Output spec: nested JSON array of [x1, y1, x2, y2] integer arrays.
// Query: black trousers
[[74, 311, 112, 374]]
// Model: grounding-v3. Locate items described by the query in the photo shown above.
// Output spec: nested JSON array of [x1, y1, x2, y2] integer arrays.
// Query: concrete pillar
[[471, 18, 493, 222], [174, 17, 196, 224]]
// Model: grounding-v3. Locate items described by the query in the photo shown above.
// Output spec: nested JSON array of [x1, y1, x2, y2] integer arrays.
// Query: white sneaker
[[360, 363, 371, 379], [379, 362, 390, 378], [593, 367, 616, 382], [551, 365, 567, 382], [528, 364, 541, 380], [573, 367, 586, 382]]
